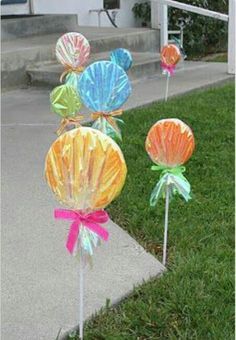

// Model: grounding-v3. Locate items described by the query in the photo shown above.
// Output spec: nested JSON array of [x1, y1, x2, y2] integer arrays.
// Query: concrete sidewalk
[[1, 63, 233, 340], [1, 90, 165, 339]]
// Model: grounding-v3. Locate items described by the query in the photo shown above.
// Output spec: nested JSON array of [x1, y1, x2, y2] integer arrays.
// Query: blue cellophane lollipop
[[78, 61, 132, 142], [110, 48, 133, 72]]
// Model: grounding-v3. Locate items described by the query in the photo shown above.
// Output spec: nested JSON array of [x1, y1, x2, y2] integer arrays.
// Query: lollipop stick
[[79, 250, 84, 340], [165, 74, 170, 102], [163, 186, 170, 266]]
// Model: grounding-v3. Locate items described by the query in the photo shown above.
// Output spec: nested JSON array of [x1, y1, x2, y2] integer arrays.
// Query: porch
[[1, 14, 233, 91]]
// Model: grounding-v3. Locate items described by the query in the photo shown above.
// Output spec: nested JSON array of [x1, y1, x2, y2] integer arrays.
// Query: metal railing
[[151, 0, 235, 74]]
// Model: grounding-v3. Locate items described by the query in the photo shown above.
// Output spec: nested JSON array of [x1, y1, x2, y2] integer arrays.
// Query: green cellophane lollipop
[[50, 84, 82, 135]]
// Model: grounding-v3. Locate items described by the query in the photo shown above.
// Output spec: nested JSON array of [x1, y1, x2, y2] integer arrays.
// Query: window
[[104, 0, 120, 10], [1, 0, 27, 4]]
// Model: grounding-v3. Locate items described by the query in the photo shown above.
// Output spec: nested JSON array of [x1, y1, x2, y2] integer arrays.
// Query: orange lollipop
[[161, 44, 181, 67], [145, 118, 195, 266], [145, 118, 195, 168], [145, 118, 195, 207], [160, 44, 181, 101]]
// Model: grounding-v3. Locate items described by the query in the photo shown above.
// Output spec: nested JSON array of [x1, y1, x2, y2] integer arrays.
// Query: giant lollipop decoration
[[145, 119, 195, 266], [78, 61, 132, 142], [45, 127, 127, 339], [160, 44, 181, 101], [110, 48, 133, 72], [50, 84, 82, 135], [56, 32, 90, 85]]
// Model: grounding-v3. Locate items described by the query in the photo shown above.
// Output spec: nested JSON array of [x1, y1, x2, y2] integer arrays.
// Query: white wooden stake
[[165, 74, 170, 102], [163, 186, 170, 266], [79, 251, 84, 340]]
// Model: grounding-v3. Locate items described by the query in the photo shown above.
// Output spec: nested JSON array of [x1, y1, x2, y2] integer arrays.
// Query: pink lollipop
[[56, 32, 90, 82]]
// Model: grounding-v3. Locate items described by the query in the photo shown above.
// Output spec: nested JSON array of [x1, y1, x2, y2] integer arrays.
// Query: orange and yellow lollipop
[[45, 127, 127, 257], [45, 127, 127, 210]]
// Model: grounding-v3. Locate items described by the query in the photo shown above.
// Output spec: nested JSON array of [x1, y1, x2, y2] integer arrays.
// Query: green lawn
[[191, 53, 228, 63], [73, 83, 235, 339], [204, 53, 228, 63]]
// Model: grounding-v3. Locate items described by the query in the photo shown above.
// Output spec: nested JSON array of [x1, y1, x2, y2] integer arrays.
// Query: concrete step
[[27, 52, 161, 86], [1, 27, 160, 89], [81, 27, 160, 53], [1, 15, 78, 41]]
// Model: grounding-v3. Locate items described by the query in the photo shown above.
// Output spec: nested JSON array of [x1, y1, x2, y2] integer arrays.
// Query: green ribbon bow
[[150, 164, 191, 207]]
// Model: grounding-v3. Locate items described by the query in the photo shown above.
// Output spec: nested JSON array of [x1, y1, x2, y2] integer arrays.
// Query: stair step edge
[[26, 53, 161, 72]]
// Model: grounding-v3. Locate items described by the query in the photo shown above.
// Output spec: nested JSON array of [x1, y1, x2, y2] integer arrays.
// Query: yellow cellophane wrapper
[[161, 44, 181, 66], [145, 118, 195, 167], [45, 127, 127, 210]]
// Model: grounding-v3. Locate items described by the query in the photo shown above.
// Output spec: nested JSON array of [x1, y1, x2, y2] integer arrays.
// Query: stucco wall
[[2, 0, 145, 28], [77, 0, 144, 27]]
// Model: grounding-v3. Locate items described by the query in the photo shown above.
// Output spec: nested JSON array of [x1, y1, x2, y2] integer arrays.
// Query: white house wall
[[77, 0, 144, 27], [31, 0, 81, 14], [2, 0, 145, 28], [1, 1, 30, 15]]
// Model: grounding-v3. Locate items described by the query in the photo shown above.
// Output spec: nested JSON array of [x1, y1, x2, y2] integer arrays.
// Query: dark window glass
[[104, 0, 120, 9], [1, 0, 27, 4]]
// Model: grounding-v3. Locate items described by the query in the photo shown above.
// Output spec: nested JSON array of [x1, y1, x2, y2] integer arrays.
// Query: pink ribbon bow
[[54, 209, 109, 254], [161, 62, 176, 76]]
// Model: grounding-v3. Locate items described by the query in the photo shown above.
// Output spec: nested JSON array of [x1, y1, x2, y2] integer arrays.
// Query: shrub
[[132, 0, 228, 57], [132, 1, 151, 26], [169, 0, 228, 57]]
